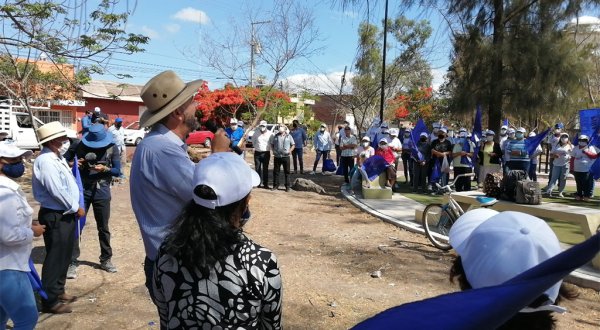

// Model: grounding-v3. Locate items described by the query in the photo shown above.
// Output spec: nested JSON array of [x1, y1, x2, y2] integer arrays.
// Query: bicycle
[[422, 173, 497, 250]]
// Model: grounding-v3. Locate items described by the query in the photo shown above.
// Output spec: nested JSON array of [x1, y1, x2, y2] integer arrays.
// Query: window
[[36, 109, 73, 129]]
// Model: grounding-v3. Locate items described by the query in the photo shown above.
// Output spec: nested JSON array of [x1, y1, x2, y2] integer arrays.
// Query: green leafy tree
[[0, 0, 148, 128]]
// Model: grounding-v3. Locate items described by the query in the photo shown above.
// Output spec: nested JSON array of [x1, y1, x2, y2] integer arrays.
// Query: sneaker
[[308, 171, 316, 175], [100, 259, 117, 273], [66, 264, 77, 279], [575, 196, 582, 201], [583, 197, 590, 202], [558, 192, 564, 198], [43, 303, 72, 314], [285, 187, 290, 192]]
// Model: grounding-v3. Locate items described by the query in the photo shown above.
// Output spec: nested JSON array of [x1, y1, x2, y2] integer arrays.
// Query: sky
[[90, 0, 454, 95]]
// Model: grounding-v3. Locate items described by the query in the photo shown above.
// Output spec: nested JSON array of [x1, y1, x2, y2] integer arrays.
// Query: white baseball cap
[[507, 128, 516, 134], [230, 118, 238, 125], [449, 210, 563, 303], [361, 136, 371, 142], [501, 125, 508, 130], [528, 132, 536, 137], [439, 128, 448, 134], [0, 141, 33, 158], [389, 128, 399, 136], [420, 132, 428, 137], [94, 106, 101, 112], [192, 152, 261, 209], [579, 134, 589, 141], [516, 127, 526, 133], [237, 120, 244, 127], [379, 138, 388, 144], [259, 120, 267, 126]]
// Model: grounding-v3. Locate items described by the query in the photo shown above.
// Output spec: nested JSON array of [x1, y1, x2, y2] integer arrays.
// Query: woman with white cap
[[153, 152, 281, 329], [544, 133, 573, 198], [0, 142, 45, 329], [449, 209, 577, 329], [571, 134, 599, 201]]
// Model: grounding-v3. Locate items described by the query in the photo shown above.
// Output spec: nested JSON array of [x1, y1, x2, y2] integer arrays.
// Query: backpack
[[500, 170, 527, 201], [515, 180, 542, 205], [323, 158, 337, 172], [483, 173, 503, 198]]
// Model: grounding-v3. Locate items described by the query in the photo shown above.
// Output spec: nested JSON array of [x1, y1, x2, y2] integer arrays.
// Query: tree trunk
[[488, 0, 504, 135]]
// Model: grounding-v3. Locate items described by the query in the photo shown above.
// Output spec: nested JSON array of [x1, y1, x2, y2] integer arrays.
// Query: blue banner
[[410, 119, 429, 161], [579, 109, 600, 179], [470, 106, 483, 165], [361, 155, 389, 181], [72, 160, 86, 238], [525, 128, 550, 157], [27, 258, 48, 300]]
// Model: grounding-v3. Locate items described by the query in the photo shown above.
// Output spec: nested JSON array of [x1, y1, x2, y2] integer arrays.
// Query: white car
[[123, 121, 148, 146]]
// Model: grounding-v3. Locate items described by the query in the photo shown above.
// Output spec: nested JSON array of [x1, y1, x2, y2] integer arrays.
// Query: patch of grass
[[544, 219, 585, 245]]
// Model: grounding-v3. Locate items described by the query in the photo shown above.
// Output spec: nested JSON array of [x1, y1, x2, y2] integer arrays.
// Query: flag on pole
[[410, 119, 429, 161], [72, 160, 86, 239], [503, 118, 509, 127], [525, 128, 550, 157], [578, 109, 600, 179], [470, 106, 483, 164], [27, 258, 48, 300], [353, 233, 600, 330]]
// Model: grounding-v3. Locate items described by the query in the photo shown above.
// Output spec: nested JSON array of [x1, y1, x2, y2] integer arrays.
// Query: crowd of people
[[1, 69, 598, 329]]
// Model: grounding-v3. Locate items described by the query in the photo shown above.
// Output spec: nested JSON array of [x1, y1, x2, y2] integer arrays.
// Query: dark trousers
[[38, 208, 76, 309], [335, 145, 342, 166], [506, 160, 530, 179], [402, 155, 413, 184], [254, 151, 270, 187], [313, 150, 330, 172], [340, 156, 355, 183], [454, 166, 472, 192], [273, 156, 291, 188], [547, 162, 554, 186], [574, 171, 594, 198], [291, 147, 304, 172], [72, 196, 112, 264], [528, 162, 538, 182], [413, 162, 428, 192]]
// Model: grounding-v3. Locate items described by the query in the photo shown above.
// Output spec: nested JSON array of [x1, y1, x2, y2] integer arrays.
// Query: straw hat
[[36, 121, 67, 145], [139, 70, 203, 127]]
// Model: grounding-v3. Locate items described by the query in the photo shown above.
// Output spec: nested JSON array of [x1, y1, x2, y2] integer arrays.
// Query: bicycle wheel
[[422, 203, 454, 251]]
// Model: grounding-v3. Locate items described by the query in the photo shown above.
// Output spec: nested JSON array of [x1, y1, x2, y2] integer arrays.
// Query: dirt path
[[22, 150, 600, 329]]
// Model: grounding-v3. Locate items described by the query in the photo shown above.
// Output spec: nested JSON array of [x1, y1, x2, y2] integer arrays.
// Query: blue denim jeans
[[547, 164, 568, 193], [0, 270, 38, 330]]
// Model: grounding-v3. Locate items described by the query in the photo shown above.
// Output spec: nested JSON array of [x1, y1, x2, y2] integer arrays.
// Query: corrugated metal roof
[[81, 80, 143, 102]]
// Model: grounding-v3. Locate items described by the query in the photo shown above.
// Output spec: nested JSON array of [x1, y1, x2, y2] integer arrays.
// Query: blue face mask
[[2, 161, 25, 178], [515, 132, 524, 139]]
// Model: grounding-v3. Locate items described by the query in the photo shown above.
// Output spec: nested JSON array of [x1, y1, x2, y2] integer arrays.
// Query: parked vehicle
[[186, 129, 215, 148], [0, 100, 77, 149], [123, 121, 148, 146], [246, 123, 275, 148]]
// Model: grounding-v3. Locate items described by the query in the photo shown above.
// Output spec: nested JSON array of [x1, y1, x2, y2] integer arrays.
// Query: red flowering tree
[[388, 86, 434, 122]]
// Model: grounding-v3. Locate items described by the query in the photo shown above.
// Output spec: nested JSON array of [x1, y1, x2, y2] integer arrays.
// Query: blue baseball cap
[[115, 118, 123, 123]]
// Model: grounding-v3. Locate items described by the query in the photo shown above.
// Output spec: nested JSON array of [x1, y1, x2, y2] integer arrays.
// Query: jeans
[[291, 147, 304, 173], [72, 196, 112, 264], [454, 166, 472, 192], [312, 150, 330, 172], [574, 171, 594, 198], [546, 164, 568, 193], [528, 162, 538, 182], [340, 156, 355, 183], [254, 151, 271, 187], [0, 270, 38, 330], [273, 156, 291, 188], [39, 208, 76, 309]]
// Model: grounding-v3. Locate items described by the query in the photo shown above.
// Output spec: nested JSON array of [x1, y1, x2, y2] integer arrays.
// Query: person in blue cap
[[64, 123, 122, 278], [108, 117, 126, 166]]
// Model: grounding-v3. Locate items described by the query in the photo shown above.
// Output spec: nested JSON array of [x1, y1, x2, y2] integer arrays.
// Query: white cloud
[[431, 68, 447, 91], [164, 23, 180, 34], [283, 71, 355, 95], [141, 26, 160, 40], [172, 7, 210, 24]]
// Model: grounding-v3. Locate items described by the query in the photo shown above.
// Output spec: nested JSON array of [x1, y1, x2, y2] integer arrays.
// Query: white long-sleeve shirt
[[0, 176, 34, 272], [32, 148, 80, 214]]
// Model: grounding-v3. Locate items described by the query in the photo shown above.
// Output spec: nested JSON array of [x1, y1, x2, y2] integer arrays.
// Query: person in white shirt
[[571, 134, 599, 201], [355, 136, 375, 161], [108, 117, 126, 166], [544, 133, 573, 198], [0, 142, 45, 329], [252, 120, 274, 188], [311, 123, 334, 174], [388, 128, 402, 170]]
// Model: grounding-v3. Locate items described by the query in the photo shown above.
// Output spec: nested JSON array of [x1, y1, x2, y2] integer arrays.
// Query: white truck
[[0, 100, 77, 149]]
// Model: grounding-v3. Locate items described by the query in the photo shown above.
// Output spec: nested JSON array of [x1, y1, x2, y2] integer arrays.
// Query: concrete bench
[[360, 169, 392, 199], [445, 191, 600, 269]]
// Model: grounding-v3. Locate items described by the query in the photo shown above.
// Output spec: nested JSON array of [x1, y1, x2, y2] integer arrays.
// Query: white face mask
[[561, 137, 568, 143], [260, 126, 266, 132], [486, 136, 494, 142], [230, 125, 238, 130], [278, 127, 285, 133], [320, 127, 325, 132], [362, 142, 370, 147], [579, 141, 588, 147], [58, 140, 70, 156]]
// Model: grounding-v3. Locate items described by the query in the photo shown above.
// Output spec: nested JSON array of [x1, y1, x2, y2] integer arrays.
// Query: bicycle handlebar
[[435, 173, 475, 193]]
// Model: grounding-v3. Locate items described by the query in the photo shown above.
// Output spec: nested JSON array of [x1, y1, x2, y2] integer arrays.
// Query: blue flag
[[430, 158, 441, 183], [460, 139, 473, 166], [410, 119, 429, 161], [579, 109, 600, 179], [72, 160, 86, 238], [27, 258, 48, 300], [503, 118, 509, 127], [470, 106, 483, 164], [525, 128, 550, 157], [361, 155, 389, 181], [353, 233, 600, 330]]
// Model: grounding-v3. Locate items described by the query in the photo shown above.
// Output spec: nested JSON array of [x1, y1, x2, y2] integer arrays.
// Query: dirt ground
[[18, 148, 600, 329]]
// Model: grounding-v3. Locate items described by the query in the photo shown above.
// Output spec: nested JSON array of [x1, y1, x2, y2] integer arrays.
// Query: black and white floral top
[[153, 238, 282, 329]]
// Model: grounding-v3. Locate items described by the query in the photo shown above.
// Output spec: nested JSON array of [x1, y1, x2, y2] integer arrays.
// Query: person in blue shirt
[[225, 118, 245, 149], [289, 120, 307, 173], [505, 127, 530, 177], [81, 109, 92, 135]]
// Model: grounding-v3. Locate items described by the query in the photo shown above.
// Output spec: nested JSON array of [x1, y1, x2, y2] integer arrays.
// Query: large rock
[[292, 178, 325, 194]]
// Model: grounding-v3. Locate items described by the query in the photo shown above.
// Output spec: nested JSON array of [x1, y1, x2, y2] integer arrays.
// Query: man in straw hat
[[130, 70, 230, 305], [32, 121, 84, 314]]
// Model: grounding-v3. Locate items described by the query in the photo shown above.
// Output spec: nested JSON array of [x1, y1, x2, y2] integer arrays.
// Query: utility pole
[[379, 0, 389, 124], [331, 66, 347, 131], [250, 20, 271, 87]]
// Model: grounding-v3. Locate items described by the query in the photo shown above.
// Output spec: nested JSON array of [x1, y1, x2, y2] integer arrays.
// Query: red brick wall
[[78, 99, 144, 128]]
